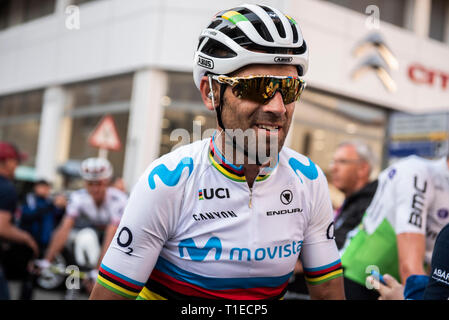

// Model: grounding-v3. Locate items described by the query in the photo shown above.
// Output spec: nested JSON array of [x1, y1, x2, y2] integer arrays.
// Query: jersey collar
[[208, 134, 279, 183]]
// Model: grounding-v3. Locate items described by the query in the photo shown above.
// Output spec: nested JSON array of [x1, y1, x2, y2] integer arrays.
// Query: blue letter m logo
[[178, 237, 222, 261], [289, 157, 318, 183], [148, 157, 194, 190]]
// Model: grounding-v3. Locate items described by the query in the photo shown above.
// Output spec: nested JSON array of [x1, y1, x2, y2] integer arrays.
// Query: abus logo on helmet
[[274, 57, 293, 63], [198, 55, 214, 69]]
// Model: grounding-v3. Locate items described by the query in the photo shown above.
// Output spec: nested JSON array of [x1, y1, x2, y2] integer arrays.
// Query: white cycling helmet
[[80, 157, 113, 181], [193, 3, 309, 89]]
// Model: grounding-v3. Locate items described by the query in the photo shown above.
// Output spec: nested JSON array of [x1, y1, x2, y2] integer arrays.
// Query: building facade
[[0, 0, 448, 202]]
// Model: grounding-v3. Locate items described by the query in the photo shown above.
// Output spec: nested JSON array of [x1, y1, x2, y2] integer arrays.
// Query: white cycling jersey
[[98, 137, 342, 300], [341, 155, 449, 285], [66, 187, 128, 229]]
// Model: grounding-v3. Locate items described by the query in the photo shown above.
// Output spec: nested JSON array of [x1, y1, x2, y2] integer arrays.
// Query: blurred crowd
[[0, 141, 128, 300], [1, 137, 448, 300]]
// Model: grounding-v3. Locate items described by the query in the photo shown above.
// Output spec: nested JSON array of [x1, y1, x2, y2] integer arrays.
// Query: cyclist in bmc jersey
[[341, 155, 449, 299], [90, 4, 345, 300], [36, 158, 128, 292]]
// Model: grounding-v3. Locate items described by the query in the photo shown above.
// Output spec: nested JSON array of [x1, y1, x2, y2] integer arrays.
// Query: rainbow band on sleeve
[[97, 264, 145, 299], [303, 259, 343, 285]]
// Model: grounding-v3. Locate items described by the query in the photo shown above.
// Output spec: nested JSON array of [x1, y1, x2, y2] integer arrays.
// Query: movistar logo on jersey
[[179, 237, 222, 261], [289, 157, 318, 183], [178, 237, 302, 262], [148, 157, 194, 190]]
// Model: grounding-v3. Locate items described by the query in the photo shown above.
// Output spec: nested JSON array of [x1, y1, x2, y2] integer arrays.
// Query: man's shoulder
[[67, 188, 90, 204], [106, 187, 128, 202], [141, 139, 209, 191], [152, 139, 208, 167], [391, 155, 431, 171], [279, 146, 325, 183], [0, 176, 16, 195]]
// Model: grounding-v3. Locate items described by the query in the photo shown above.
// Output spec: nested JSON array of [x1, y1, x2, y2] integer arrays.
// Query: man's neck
[[344, 179, 369, 198], [213, 131, 277, 188], [0, 169, 11, 180]]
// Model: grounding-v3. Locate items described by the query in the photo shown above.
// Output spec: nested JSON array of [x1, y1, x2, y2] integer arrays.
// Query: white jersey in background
[[341, 155, 449, 286], [66, 187, 128, 229], [98, 137, 342, 300]]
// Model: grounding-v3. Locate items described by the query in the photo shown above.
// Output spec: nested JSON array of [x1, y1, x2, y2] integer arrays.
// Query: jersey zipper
[[249, 187, 253, 208]]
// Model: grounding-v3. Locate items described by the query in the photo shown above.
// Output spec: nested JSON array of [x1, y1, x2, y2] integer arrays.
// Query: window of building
[[0, 0, 55, 30], [290, 88, 388, 208], [160, 72, 216, 156], [0, 90, 44, 168], [0, 1, 10, 30], [322, 0, 408, 29], [71, 0, 100, 6], [65, 74, 133, 179], [429, 0, 448, 42], [70, 73, 134, 109], [68, 113, 129, 179]]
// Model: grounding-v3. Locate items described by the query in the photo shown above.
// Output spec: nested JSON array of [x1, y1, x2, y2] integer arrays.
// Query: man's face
[[34, 183, 51, 198], [330, 145, 365, 195], [219, 64, 299, 160], [85, 179, 108, 204], [2, 158, 19, 179]]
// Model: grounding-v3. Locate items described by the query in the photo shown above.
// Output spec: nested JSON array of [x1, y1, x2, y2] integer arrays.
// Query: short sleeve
[[98, 156, 192, 298], [109, 189, 128, 226], [394, 161, 433, 235], [65, 193, 81, 219], [300, 167, 343, 285]]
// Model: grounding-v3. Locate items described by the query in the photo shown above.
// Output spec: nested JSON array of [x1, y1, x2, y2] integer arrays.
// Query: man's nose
[[262, 91, 286, 115]]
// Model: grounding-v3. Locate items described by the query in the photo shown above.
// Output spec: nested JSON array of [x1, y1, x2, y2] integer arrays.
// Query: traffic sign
[[88, 115, 122, 151]]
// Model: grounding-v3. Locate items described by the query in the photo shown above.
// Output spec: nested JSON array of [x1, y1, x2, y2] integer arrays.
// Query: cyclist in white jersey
[[90, 4, 345, 300], [36, 158, 128, 288], [341, 155, 449, 299]]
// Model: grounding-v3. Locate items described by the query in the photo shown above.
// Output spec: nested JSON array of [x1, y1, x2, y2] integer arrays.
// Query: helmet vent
[[236, 7, 274, 43], [207, 20, 222, 30], [259, 6, 286, 39], [201, 38, 237, 58], [291, 21, 299, 43]]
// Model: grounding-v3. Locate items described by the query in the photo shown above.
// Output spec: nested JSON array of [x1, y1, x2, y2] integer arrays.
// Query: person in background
[[341, 154, 449, 300], [0, 142, 39, 300], [330, 141, 378, 250], [368, 222, 449, 300], [20, 179, 66, 254], [287, 141, 377, 299], [37, 158, 128, 298], [110, 176, 127, 194], [17, 179, 66, 300]]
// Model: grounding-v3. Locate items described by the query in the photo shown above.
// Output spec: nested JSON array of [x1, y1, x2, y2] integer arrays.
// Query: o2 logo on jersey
[[288, 157, 318, 184], [148, 157, 194, 190], [117, 227, 134, 255]]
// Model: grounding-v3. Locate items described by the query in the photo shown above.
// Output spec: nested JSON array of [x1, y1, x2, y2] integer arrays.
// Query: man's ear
[[199, 76, 218, 111], [358, 161, 371, 179]]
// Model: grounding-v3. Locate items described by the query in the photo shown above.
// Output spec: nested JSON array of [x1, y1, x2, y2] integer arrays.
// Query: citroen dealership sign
[[352, 33, 398, 92]]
